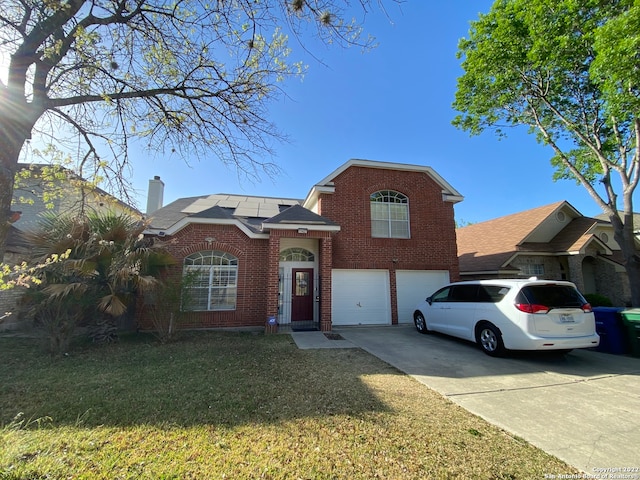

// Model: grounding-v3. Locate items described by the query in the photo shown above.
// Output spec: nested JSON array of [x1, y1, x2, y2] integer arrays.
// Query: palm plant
[[27, 211, 173, 346]]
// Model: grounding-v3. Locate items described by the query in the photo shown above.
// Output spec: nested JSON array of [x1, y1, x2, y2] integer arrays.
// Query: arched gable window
[[183, 251, 238, 311], [370, 190, 410, 238], [279, 248, 315, 262]]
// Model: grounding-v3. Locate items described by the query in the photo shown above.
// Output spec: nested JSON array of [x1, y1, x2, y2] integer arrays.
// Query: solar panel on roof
[[180, 194, 301, 216]]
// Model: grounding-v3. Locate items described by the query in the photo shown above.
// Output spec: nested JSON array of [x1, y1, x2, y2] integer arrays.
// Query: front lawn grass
[[0, 331, 580, 479]]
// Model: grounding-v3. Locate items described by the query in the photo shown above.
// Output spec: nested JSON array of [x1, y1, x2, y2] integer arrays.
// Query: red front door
[[291, 268, 314, 321]]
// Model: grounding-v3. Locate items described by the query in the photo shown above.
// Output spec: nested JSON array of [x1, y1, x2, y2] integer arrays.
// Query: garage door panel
[[396, 270, 450, 324], [332, 270, 390, 326]]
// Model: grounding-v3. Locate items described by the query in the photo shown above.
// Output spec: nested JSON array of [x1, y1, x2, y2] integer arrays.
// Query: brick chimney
[[146, 176, 164, 215]]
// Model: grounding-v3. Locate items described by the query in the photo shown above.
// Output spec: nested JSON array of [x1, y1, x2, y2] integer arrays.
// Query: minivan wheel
[[476, 323, 505, 357], [414, 312, 430, 334]]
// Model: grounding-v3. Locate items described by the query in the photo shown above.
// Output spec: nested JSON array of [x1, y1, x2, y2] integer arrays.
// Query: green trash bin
[[620, 309, 640, 357]]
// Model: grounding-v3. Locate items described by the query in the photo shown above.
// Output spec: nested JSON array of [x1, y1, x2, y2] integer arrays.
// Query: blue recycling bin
[[593, 307, 628, 355]]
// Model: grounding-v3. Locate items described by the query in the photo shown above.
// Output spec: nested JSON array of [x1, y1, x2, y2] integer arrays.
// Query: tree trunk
[[624, 253, 640, 307], [0, 169, 13, 263], [610, 210, 640, 307], [0, 87, 35, 262], [0, 123, 23, 263]]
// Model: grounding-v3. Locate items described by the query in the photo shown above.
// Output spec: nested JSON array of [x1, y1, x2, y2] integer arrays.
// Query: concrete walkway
[[291, 325, 640, 474]]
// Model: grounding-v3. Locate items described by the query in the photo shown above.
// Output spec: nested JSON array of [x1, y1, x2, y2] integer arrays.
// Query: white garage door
[[331, 270, 391, 326], [396, 270, 450, 324]]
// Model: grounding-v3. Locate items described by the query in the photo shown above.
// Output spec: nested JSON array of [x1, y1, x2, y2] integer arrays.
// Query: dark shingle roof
[[146, 195, 208, 230], [456, 202, 566, 272], [266, 204, 338, 226], [145, 194, 335, 234], [456, 201, 619, 274], [190, 205, 236, 220]]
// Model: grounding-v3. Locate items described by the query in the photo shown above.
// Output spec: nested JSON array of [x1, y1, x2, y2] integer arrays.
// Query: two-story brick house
[[142, 159, 463, 331]]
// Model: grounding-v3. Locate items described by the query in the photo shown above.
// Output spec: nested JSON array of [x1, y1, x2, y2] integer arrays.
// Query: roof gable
[[303, 158, 463, 209], [457, 201, 569, 261], [262, 204, 340, 232], [190, 205, 236, 220], [456, 201, 617, 274], [266, 204, 338, 225], [522, 201, 582, 243]]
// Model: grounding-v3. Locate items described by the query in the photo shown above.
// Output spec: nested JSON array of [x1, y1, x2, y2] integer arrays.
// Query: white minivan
[[413, 278, 600, 356]]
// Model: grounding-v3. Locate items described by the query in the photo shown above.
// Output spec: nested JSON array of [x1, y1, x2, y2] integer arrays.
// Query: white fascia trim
[[302, 185, 335, 209], [145, 217, 269, 239], [261, 222, 341, 232], [303, 159, 464, 207], [443, 193, 464, 204]]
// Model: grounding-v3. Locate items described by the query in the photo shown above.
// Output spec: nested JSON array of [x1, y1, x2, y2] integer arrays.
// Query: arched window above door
[[280, 247, 315, 262]]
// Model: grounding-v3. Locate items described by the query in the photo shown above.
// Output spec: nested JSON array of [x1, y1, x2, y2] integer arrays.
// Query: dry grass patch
[[0, 331, 580, 479]]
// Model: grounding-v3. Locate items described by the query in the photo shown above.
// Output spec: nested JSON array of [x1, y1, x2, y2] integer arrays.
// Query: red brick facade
[[316, 166, 460, 325], [138, 161, 461, 331], [154, 223, 271, 329], [320, 166, 459, 273]]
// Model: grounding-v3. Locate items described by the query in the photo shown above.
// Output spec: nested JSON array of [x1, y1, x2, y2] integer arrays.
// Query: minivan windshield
[[518, 285, 586, 308]]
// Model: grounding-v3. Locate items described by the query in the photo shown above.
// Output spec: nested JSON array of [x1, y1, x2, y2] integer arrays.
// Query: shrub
[[143, 272, 195, 343], [584, 293, 613, 307], [26, 212, 174, 351], [27, 291, 87, 356]]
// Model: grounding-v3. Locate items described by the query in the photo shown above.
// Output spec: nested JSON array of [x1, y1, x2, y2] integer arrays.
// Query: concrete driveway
[[324, 325, 640, 474]]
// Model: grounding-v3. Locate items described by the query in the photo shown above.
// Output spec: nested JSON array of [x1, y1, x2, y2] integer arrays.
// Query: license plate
[[560, 314, 574, 323]]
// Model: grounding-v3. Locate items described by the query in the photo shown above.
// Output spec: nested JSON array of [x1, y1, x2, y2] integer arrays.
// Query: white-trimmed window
[[370, 190, 410, 238], [183, 251, 238, 311], [521, 263, 545, 276]]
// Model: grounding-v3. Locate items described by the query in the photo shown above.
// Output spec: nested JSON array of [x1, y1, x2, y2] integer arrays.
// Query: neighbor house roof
[[457, 201, 616, 275], [15, 162, 141, 216], [595, 211, 640, 235]]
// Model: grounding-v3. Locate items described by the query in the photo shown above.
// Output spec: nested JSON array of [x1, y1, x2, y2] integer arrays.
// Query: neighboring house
[[595, 212, 640, 242], [456, 201, 635, 306], [10, 163, 141, 235], [1, 163, 141, 330], [141, 159, 463, 331], [5, 162, 141, 264]]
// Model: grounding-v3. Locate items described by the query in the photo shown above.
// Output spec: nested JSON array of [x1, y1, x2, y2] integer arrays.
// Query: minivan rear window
[[478, 285, 510, 303], [517, 285, 586, 308]]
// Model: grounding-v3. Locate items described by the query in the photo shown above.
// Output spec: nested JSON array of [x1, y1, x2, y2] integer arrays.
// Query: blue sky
[[128, 1, 601, 223]]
